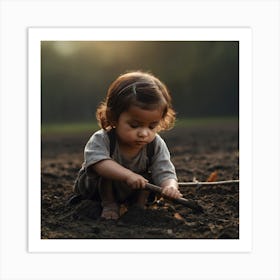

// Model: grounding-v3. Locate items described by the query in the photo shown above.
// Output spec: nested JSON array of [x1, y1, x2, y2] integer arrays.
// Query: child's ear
[[110, 120, 117, 128], [106, 110, 117, 128]]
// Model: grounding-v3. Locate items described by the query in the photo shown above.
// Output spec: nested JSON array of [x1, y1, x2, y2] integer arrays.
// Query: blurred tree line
[[41, 41, 238, 124]]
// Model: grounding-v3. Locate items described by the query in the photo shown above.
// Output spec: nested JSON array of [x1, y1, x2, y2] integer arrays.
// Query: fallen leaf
[[207, 171, 218, 182], [119, 204, 128, 216], [174, 212, 185, 221]]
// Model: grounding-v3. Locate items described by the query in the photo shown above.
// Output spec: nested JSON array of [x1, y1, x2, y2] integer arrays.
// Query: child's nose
[[138, 128, 149, 138]]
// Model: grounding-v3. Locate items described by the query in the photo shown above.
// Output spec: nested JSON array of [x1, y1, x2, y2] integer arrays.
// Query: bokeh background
[[41, 41, 239, 130]]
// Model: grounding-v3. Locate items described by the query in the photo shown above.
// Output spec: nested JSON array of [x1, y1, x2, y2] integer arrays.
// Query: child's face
[[115, 105, 163, 150]]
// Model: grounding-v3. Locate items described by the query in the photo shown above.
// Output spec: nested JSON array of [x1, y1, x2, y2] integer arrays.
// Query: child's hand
[[162, 185, 183, 199], [125, 172, 148, 189]]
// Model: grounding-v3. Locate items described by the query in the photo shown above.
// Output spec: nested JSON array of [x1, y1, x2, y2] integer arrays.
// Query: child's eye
[[149, 122, 159, 130], [129, 123, 139, 128], [149, 125, 157, 130]]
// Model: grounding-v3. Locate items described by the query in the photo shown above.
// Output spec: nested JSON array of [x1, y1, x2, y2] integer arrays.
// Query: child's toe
[[101, 207, 119, 220]]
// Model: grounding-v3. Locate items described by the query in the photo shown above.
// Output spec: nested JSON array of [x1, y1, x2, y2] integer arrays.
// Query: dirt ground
[[41, 121, 239, 239]]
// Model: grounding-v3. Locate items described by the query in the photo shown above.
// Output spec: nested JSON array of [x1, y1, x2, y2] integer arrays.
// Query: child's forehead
[[124, 105, 163, 122]]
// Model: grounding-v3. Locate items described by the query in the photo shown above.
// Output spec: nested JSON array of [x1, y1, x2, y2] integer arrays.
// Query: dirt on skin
[[41, 121, 239, 239]]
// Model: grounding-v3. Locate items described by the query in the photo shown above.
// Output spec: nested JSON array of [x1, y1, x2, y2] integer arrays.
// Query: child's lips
[[135, 140, 147, 145]]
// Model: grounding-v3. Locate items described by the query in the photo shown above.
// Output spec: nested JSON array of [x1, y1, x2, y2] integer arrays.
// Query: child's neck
[[118, 142, 143, 160]]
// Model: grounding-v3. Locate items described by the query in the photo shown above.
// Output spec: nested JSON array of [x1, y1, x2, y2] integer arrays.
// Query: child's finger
[[139, 178, 148, 188], [163, 188, 182, 199]]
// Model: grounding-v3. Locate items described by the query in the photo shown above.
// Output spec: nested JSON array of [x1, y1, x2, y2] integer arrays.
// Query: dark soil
[[41, 121, 239, 239]]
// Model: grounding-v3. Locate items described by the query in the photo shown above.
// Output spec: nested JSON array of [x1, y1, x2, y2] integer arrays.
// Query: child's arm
[[161, 178, 183, 199], [91, 159, 148, 189]]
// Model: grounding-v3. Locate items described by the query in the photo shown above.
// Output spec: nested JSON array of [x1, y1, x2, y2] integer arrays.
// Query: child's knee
[[74, 168, 100, 199]]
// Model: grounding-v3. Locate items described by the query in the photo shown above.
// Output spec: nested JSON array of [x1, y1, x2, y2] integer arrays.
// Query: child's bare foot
[[101, 202, 119, 220]]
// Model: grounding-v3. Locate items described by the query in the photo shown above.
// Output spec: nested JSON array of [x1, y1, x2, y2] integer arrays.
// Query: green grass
[[41, 122, 99, 135], [174, 116, 238, 127], [41, 116, 238, 135]]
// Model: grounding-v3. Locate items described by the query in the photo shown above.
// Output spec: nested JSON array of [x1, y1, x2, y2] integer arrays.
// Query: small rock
[[167, 229, 173, 234]]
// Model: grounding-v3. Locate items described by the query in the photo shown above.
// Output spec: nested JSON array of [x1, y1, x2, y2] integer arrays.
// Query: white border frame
[[1, 1, 279, 279], [28, 27, 252, 253]]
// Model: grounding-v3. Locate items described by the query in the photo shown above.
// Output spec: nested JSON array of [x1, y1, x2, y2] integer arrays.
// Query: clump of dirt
[[41, 122, 239, 239], [71, 200, 102, 220]]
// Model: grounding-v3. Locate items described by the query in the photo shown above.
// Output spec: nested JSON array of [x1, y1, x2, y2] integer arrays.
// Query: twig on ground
[[178, 180, 239, 187]]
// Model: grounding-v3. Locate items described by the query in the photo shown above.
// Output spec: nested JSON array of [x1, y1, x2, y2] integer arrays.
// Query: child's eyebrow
[[150, 121, 160, 125], [129, 119, 159, 125]]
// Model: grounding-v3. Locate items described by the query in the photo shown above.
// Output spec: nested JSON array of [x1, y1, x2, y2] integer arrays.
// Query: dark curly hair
[[96, 71, 176, 131]]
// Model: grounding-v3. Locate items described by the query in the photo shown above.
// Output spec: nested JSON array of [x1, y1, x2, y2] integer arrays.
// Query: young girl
[[73, 71, 182, 220]]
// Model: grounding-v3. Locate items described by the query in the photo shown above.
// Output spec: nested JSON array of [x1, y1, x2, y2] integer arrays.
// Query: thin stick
[[178, 180, 239, 187]]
